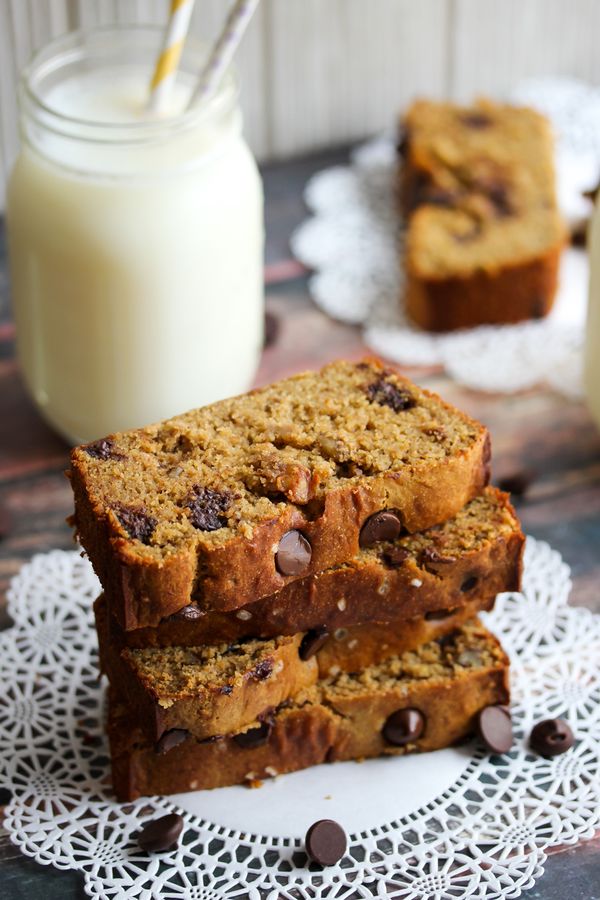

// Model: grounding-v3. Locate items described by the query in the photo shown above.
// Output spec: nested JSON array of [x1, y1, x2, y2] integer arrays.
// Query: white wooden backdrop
[[1, 0, 600, 206]]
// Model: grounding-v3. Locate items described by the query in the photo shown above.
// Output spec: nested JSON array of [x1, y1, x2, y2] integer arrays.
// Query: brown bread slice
[[99, 487, 522, 636], [69, 359, 491, 626], [108, 619, 510, 800], [400, 99, 566, 331]]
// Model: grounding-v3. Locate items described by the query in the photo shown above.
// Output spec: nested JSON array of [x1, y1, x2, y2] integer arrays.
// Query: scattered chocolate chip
[[381, 546, 410, 568], [275, 530, 312, 576], [382, 708, 425, 746], [167, 604, 203, 622], [138, 813, 184, 852], [421, 547, 457, 566], [84, 438, 123, 460], [424, 607, 459, 621], [233, 721, 272, 749], [366, 378, 416, 412], [305, 819, 347, 866], [155, 729, 190, 755], [299, 627, 330, 660], [187, 485, 233, 532], [264, 311, 280, 348], [114, 505, 157, 544], [360, 510, 403, 548], [497, 469, 535, 498], [530, 718, 574, 757], [459, 111, 492, 129], [461, 575, 479, 593], [477, 705, 513, 754], [251, 658, 274, 681]]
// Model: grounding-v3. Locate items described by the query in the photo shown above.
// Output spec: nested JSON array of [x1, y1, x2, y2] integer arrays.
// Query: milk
[[7, 42, 264, 444]]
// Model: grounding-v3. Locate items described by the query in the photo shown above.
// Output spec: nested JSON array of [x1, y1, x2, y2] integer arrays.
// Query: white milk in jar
[[7, 27, 264, 444]]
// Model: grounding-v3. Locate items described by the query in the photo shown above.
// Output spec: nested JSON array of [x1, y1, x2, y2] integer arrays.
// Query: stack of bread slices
[[69, 359, 523, 800]]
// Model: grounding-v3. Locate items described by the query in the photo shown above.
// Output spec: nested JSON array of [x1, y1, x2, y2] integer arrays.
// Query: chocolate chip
[[530, 718, 574, 757], [233, 721, 272, 749], [299, 627, 329, 660], [421, 547, 457, 566], [366, 378, 416, 412], [138, 813, 184, 852], [381, 547, 410, 567], [305, 819, 347, 866], [251, 658, 274, 681], [84, 438, 123, 460], [459, 111, 492, 129], [359, 510, 403, 548], [187, 485, 233, 532], [497, 469, 535, 498], [382, 708, 425, 746], [264, 311, 280, 348], [114, 505, 157, 544], [275, 530, 312, 576], [155, 729, 190, 755], [477, 705, 513, 754], [461, 575, 479, 592], [425, 607, 459, 621], [167, 604, 203, 621]]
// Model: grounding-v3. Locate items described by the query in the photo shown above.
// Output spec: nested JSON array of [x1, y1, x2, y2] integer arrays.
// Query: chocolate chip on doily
[[305, 819, 347, 866], [138, 813, 184, 852], [530, 718, 574, 757], [478, 705, 513, 754]]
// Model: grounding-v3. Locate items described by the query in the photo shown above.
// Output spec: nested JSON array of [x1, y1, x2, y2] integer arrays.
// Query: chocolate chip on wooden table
[[299, 627, 329, 660], [155, 728, 190, 755], [305, 819, 347, 866], [530, 718, 574, 757], [381, 547, 410, 567], [187, 485, 233, 531], [382, 708, 425, 746], [275, 530, 312, 576], [477, 705, 513, 754], [138, 813, 184, 852], [233, 720, 272, 749], [366, 378, 416, 412], [360, 510, 403, 548], [114, 505, 157, 544]]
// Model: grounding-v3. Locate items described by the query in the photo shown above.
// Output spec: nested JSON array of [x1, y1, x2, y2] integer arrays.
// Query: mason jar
[[7, 25, 264, 444]]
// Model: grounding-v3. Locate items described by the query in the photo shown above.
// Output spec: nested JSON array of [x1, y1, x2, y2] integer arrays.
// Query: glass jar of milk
[[7, 26, 264, 444]]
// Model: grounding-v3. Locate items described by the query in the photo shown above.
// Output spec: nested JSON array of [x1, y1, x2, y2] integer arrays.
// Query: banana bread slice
[[108, 619, 509, 800], [400, 99, 566, 331], [70, 359, 491, 625], [99, 487, 522, 637]]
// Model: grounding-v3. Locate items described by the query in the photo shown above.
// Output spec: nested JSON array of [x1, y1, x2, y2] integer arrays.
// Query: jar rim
[[19, 23, 238, 143]]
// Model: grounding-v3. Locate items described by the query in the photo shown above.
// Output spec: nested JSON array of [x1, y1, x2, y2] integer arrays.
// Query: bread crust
[[109, 624, 510, 800]]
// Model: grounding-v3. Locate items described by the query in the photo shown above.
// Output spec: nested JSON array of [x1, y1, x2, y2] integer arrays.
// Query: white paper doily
[[1, 541, 600, 899], [291, 78, 595, 396]]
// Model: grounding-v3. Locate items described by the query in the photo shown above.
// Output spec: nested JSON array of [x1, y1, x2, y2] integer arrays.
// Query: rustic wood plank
[[267, 0, 449, 157], [450, 0, 600, 100]]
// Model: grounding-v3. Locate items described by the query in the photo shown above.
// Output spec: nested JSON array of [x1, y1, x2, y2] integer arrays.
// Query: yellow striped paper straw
[[187, 0, 260, 109], [148, 0, 195, 114]]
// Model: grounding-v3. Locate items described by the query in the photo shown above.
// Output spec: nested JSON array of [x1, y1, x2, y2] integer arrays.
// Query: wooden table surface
[[1, 148, 600, 899]]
